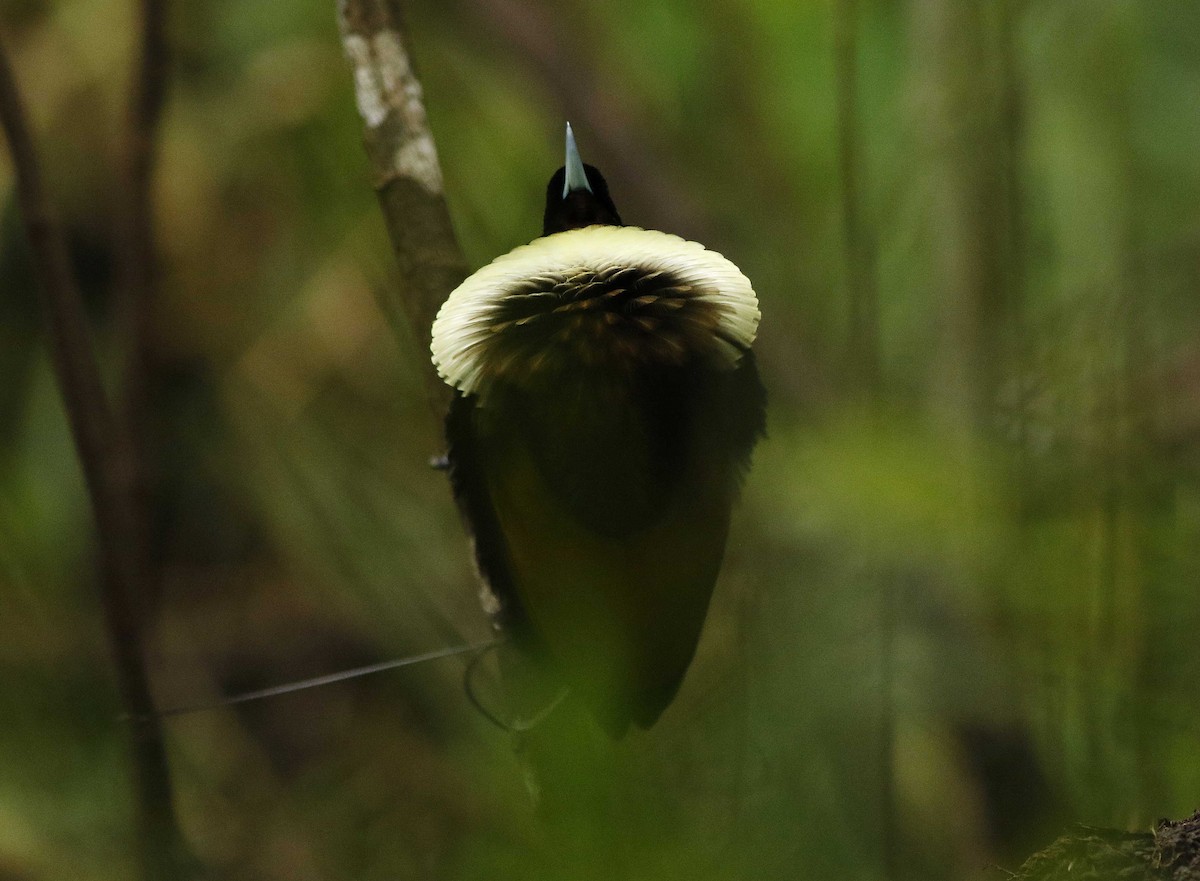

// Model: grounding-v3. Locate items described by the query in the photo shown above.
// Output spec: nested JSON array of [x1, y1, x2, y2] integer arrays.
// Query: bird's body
[[432, 128, 764, 734]]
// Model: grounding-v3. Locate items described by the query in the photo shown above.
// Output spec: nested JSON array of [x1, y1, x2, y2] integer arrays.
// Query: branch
[[116, 0, 171, 601], [0, 31, 185, 881], [121, 0, 169, 316], [337, 0, 468, 409]]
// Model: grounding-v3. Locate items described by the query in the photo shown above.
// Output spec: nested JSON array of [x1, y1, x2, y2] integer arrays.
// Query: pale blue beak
[[563, 122, 593, 197]]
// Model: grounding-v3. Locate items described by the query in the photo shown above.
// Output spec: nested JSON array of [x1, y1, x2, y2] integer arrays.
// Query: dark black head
[[542, 124, 622, 235]]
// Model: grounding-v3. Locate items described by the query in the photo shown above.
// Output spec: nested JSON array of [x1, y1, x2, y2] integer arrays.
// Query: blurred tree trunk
[[905, 0, 1073, 871], [832, 4, 895, 879], [909, 0, 1009, 432], [834, 0, 879, 398], [0, 31, 188, 881]]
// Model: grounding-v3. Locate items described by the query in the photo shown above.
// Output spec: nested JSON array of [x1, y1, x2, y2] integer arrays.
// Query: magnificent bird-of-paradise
[[432, 125, 765, 735]]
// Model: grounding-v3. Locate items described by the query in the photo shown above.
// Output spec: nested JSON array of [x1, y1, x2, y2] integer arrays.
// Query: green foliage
[[1, 0, 1198, 878]]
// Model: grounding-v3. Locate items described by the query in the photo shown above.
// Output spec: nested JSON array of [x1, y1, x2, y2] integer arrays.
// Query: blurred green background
[[1, 0, 1199, 878]]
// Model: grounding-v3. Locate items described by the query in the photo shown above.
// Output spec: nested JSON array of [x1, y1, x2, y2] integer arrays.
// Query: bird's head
[[542, 123, 622, 234]]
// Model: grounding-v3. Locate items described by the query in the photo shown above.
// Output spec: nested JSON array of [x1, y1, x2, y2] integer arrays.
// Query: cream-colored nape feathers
[[431, 226, 759, 395]]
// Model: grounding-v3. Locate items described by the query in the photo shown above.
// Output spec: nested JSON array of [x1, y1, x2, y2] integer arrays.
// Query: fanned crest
[[432, 226, 760, 396]]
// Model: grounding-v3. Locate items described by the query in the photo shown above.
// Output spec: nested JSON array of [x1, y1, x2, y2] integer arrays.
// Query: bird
[[431, 124, 765, 736]]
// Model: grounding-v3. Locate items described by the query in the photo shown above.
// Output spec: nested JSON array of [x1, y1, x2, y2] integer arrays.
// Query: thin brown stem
[[117, 0, 170, 604], [0, 31, 184, 881]]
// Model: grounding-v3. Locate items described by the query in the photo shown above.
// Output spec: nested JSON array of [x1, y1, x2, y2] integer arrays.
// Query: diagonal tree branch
[[337, 0, 468, 412], [0, 30, 184, 881]]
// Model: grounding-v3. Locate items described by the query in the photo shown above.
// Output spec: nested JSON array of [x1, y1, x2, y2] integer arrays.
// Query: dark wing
[[444, 390, 528, 640], [446, 354, 764, 735]]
